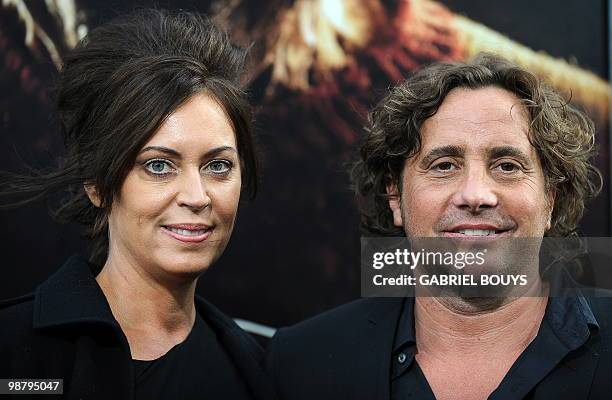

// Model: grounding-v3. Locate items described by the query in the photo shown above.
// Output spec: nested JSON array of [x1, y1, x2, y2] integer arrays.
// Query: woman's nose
[[175, 170, 211, 211]]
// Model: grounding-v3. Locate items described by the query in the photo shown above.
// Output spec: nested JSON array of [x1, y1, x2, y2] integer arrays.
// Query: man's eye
[[498, 162, 519, 172], [433, 161, 456, 172], [206, 160, 231, 174], [144, 159, 174, 175]]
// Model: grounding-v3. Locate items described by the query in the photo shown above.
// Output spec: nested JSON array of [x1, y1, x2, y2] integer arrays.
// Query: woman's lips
[[161, 226, 213, 243]]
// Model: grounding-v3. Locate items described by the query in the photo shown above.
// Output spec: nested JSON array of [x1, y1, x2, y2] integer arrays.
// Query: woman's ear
[[84, 184, 102, 208]]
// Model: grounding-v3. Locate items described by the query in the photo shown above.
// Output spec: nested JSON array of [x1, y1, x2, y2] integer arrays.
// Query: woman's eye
[[144, 159, 174, 175], [206, 160, 231, 174]]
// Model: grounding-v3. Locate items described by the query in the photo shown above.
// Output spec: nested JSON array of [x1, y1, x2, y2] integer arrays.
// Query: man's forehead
[[431, 86, 529, 122], [418, 86, 532, 154]]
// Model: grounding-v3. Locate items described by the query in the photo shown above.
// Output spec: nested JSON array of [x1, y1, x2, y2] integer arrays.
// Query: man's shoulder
[[574, 296, 612, 397], [270, 297, 403, 359], [280, 297, 400, 338], [266, 298, 404, 400]]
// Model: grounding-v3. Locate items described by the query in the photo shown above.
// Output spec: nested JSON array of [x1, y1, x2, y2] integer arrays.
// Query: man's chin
[[441, 296, 508, 313]]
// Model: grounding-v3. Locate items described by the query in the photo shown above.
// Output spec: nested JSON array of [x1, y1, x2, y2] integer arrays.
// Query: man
[[266, 53, 612, 400]]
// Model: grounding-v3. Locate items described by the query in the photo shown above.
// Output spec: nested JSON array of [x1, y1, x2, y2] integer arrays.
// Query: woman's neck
[[96, 251, 198, 360]]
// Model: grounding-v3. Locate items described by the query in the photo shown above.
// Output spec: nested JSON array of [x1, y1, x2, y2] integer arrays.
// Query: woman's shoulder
[[0, 293, 59, 377], [194, 297, 278, 399], [0, 292, 38, 340], [194, 296, 265, 358], [195, 296, 240, 330], [0, 293, 36, 334], [0, 292, 35, 308], [0, 254, 115, 348]]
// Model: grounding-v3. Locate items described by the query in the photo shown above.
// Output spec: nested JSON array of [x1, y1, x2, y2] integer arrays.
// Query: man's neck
[[413, 293, 549, 400], [414, 294, 549, 357]]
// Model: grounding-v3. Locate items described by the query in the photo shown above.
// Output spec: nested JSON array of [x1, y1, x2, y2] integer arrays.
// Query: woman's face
[[105, 93, 241, 281]]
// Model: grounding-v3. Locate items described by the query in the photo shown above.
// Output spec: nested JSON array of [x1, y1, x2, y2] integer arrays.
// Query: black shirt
[[133, 313, 252, 400], [391, 294, 599, 400]]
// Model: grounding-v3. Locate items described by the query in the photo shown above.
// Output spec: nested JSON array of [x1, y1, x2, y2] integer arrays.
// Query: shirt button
[[398, 353, 407, 364]]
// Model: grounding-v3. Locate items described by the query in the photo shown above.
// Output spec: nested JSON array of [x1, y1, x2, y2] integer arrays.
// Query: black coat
[[0, 255, 276, 400], [266, 296, 612, 400]]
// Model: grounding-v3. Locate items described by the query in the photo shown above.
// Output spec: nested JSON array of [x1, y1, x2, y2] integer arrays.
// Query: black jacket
[[0, 255, 276, 400], [266, 296, 612, 400]]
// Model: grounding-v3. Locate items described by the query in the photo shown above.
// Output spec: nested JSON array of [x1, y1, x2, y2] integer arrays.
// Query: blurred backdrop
[[0, 0, 609, 329]]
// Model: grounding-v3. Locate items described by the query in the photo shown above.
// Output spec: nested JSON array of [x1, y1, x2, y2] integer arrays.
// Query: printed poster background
[[0, 0, 609, 330]]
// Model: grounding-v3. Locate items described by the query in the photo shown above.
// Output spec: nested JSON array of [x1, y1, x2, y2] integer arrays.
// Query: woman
[[0, 9, 275, 400]]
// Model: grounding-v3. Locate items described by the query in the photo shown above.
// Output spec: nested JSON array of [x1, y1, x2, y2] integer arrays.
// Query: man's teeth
[[456, 229, 496, 236], [166, 227, 208, 236]]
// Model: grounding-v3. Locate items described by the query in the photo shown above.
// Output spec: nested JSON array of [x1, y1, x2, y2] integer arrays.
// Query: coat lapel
[[197, 298, 278, 400], [350, 298, 405, 400], [34, 255, 134, 400]]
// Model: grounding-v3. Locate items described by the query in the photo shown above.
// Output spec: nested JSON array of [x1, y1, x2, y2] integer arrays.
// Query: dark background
[[0, 0, 609, 329]]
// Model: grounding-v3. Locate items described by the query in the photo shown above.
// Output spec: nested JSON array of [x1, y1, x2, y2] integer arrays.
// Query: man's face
[[388, 86, 554, 240]]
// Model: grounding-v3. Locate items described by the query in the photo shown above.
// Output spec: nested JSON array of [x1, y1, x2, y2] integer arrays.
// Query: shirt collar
[[393, 297, 415, 353], [545, 266, 600, 348], [545, 294, 599, 350], [392, 275, 600, 354]]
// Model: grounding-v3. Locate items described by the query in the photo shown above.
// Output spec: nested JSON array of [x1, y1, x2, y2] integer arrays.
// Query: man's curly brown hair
[[351, 53, 602, 237]]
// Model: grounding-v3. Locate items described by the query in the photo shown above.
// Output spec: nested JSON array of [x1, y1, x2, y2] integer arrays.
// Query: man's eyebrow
[[488, 146, 532, 165], [138, 145, 237, 158], [419, 145, 464, 167]]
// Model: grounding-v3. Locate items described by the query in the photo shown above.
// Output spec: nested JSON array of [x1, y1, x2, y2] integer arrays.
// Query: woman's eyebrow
[[138, 145, 237, 158], [139, 146, 180, 157], [204, 146, 237, 158]]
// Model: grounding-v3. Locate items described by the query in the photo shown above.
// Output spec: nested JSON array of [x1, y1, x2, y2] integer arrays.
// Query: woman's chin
[[151, 255, 215, 282]]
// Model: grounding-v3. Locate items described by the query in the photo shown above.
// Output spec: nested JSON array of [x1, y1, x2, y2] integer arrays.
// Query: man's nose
[[451, 165, 498, 212], [176, 170, 211, 211]]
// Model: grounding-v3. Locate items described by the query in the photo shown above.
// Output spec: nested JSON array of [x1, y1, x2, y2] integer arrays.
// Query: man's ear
[[386, 179, 404, 228], [546, 187, 556, 231], [84, 183, 102, 208]]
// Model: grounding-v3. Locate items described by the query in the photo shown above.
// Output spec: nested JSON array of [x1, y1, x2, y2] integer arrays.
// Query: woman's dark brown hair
[[352, 53, 601, 237], [0, 9, 257, 264]]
